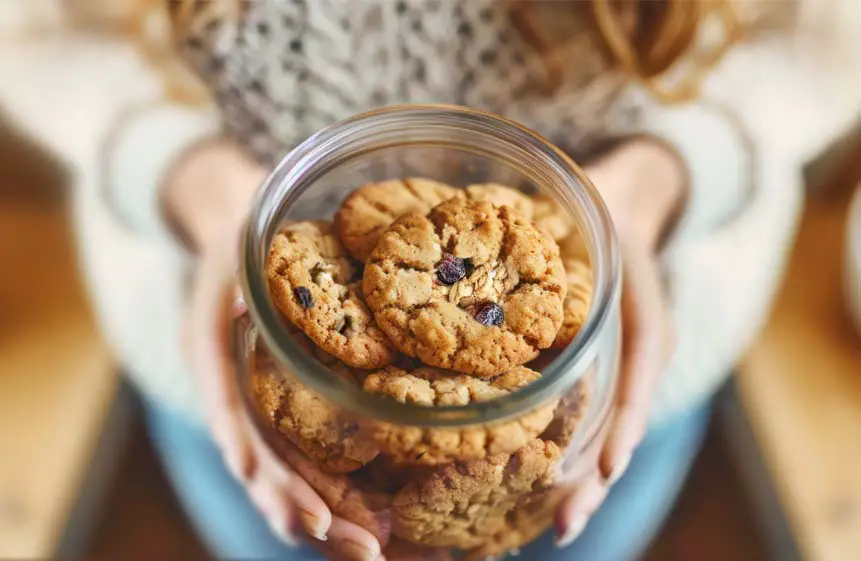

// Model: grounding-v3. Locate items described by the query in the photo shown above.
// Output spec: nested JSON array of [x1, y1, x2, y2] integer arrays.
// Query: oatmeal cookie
[[532, 194, 573, 241], [363, 198, 567, 376], [391, 439, 562, 548], [334, 178, 459, 262], [463, 183, 535, 217], [464, 487, 567, 560], [279, 322, 351, 370], [267, 221, 398, 369], [541, 377, 593, 449], [382, 537, 452, 561], [252, 367, 380, 473], [351, 455, 436, 495], [465, 183, 572, 241], [363, 365, 556, 465], [559, 229, 590, 261], [552, 257, 593, 349]]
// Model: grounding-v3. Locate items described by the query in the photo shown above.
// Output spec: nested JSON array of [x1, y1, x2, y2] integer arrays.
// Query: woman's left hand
[[554, 138, 686, 547]]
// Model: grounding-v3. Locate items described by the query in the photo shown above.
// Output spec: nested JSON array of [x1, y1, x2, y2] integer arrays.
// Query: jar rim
[[241, 104, 620, 428]]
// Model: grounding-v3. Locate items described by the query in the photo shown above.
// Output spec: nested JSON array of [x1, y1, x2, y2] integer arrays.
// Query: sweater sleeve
[[0, 34, 217, 421], [634, 0, 861, 425], [88, 101, 219, 421], [103, 102, 220, 248]]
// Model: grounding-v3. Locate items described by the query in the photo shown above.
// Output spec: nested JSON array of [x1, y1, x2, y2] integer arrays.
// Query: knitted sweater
[[0, 0, 858, 426]]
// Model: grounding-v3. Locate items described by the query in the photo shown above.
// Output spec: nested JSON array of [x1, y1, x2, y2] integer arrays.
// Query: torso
[[179, 0, 637, 166]]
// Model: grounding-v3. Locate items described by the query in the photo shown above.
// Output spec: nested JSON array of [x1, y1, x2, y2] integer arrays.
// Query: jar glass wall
[[234, 105, 621, 558]]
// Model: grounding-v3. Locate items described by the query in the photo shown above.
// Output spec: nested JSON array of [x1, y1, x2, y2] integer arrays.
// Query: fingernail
[[300, 510, 328, 542], [339, 539, 379, 561], [509, 548, 521, 556], [555, 514, 588, 549], [608, 453, 632, 485], [232, 292, 247, 316]]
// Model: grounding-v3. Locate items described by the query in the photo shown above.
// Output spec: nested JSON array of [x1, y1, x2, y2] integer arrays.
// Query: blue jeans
[[146, 401, 712, 560]]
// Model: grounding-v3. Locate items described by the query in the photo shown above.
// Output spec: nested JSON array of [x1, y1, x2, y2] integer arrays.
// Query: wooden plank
[[0, 204, 116, 558], [737, 190, 861, 561]]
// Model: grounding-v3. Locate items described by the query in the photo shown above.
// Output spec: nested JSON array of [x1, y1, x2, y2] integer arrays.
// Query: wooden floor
[[84, 415, 210, 561], [84, 413, 772, 561]]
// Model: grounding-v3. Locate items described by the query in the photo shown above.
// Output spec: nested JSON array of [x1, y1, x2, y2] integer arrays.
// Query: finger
[[601, 243, 671, 481], [245, 415, 334, 541], [232, 283, 247, 317], [209, 405, 255, 482], [185, 240, 255, 481], [314, 517, 382, 561], [554, 473, 608, 549], [246, 473, 299, 547], [278, 444, 392, 544]]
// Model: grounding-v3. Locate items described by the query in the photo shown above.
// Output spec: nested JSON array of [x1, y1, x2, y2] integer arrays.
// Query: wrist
[[589, 137, 687, 251], [161, 138, 266, 253]]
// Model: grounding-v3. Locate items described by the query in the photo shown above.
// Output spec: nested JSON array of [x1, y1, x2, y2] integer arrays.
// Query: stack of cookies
[[253, 178, 593, 557]]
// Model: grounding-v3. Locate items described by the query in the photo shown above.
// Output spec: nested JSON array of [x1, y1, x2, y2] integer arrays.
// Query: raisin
[[294, 286, 314, 309], [348, 257, 365, 283], [436, 253, 466, 285], [474, 301, 504, 326]]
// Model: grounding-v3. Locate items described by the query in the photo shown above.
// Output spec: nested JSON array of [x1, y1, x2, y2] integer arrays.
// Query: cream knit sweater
[[0, 1, 858, 427]]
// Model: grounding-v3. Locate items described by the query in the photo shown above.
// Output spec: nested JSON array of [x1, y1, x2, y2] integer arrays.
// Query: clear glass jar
[[235, 105, 621, 559]]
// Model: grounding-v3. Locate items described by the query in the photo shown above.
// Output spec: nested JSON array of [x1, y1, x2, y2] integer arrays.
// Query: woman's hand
[[171, 143, 384, 560], [169, 134, 684, 557], [554, 138, 685, 547]]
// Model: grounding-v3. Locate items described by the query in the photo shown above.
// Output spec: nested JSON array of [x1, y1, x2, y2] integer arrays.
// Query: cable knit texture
[[178, 0, 638, 165]]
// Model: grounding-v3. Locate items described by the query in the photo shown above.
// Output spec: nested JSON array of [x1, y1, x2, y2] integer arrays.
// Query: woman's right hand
[[171, 142, 384, 560]]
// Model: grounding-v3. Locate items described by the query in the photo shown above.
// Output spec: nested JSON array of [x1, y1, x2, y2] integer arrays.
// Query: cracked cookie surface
[[267, 221, 397, 369], [391, 439, 561, 548], [465, 184, 572, 242], [251, 364, 380, 474], [552, 257, 593, 349], [363, 198, 566, 376], [532, 194, 573, 241], [363, 365, 556, 465], [335, 178, 459, 262], [464, 487, 567, 560], [462, 183, 535, 217]]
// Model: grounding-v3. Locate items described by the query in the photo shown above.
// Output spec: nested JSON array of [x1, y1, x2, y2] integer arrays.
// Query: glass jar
[[235, 105, 621, 559]]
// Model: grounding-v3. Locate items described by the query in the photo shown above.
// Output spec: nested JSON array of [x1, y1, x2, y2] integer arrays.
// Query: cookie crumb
[[268, 221, 397, 369]]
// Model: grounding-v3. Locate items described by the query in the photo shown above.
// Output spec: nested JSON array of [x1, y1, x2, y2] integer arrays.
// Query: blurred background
[[1, 1, 861, 560]]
